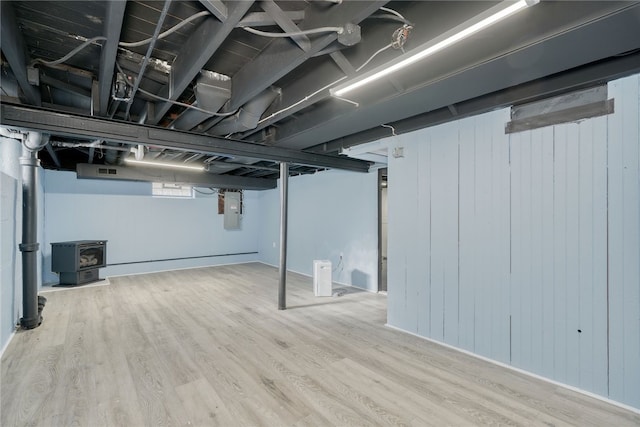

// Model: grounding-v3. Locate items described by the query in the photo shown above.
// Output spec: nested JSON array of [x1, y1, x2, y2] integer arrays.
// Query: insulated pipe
[[19, 134, 43, 329], [278, 162, 289, 310]]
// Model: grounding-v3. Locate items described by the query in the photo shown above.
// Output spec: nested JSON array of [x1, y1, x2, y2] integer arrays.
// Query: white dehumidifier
[[313, 260, 332, 297]]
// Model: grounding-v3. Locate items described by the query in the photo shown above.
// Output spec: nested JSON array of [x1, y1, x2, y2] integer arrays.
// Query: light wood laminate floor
[[2, 263, 638, 426]]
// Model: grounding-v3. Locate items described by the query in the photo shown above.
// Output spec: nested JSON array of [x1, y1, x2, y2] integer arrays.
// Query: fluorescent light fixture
[[331, 0, 539, 97], [124, 158, 204, 171]]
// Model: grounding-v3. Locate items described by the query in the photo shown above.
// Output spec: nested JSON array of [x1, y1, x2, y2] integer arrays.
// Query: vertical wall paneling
[[428, 123, 459, 343], [607, 75, 640, 407], [416, 132, 432, 336], [387, 136, 412, 328], [458, 116, 477, 352], [539, 126, 556, 380], [384, 72, 639, 409], [403, 137, 421, 333]]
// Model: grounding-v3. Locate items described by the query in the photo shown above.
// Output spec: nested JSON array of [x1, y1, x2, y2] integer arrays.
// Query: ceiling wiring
[[241, 26, 344, 37]]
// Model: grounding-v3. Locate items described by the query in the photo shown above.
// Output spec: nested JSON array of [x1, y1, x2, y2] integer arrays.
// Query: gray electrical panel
[[224, 191, 241, 230]]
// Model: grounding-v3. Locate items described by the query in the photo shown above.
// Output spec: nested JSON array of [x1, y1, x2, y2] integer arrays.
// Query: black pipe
[[19, 144, 43, 329], [278, 162, 289, 310]]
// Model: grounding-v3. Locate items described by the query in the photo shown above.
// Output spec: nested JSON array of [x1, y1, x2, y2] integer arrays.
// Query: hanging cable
[[356, 43, 393, 72], [119, 11, 210, 48], [31, 36, 107, 66], [115, 62, 238, 117], [30, 10, 211, 67], [124, 0, 172, 120], [241, 26, 344, 37], [379, 6, 408, 23]]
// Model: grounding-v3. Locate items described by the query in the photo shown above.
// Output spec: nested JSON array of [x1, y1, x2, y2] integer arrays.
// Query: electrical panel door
[[224, 191, 241, 230]]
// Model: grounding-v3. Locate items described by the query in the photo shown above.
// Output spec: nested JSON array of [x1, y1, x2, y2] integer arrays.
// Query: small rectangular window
[[152, 182, 194, 198]]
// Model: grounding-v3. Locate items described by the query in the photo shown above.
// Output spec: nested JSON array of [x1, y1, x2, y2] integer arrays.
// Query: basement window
[[152, 182, 194, 198]]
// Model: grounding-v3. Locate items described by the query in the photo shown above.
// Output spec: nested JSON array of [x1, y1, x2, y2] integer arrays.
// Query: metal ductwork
[[19, 131, 46, 329], [208, 86, 280, 136], [171, 71, 231, 131]]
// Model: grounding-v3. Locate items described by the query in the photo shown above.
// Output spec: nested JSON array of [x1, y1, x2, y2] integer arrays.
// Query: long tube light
[[331, 0, 539, 97], [124, 158, 204, 171]]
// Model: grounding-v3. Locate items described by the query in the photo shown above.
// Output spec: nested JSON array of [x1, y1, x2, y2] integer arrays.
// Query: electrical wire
[[118, 11, 211, 47], [257, 76, 347, 125], [115, 62, 239, 117], [241, 26, 344, 37], [356, 43, 393, 72], [31, 10, 209, 67], [32, 36, 107, 66], [379, 6, 408, 23]]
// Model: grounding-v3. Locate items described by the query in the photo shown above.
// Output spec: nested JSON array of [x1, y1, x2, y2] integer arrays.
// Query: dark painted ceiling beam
[[224, 0, 389, 112], [146, 1, 254, 125], [237, 11, 305, 27], [260, 0, 310, 52], [0, 101, 370, 172], [269, 3, 640, 150], [0, 1, 41, 106], [199, 0, 227, 22], [98, 0, 127, 116], [311, 50, 640, 155]]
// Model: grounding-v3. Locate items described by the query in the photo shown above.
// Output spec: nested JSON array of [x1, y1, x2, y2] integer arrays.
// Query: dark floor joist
[[98, 1, 127, 116], [146, 1, 254, 125], [0, 1, 41, 106], [222, 0, 388, 113]]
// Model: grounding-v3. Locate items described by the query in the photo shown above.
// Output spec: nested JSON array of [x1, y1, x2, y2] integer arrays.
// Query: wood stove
[[51, 240, 107, 285]]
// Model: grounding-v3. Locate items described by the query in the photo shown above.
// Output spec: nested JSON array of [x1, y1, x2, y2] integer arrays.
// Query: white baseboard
[[385, 323, 640, 415], [257, 261, 379, 294]]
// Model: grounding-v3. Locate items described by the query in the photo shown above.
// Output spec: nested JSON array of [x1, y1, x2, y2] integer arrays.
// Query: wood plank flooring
[[2, 263, 638, 426]]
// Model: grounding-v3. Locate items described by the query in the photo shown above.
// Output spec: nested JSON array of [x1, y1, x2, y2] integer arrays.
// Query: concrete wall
[[385, 73, 640, 409]]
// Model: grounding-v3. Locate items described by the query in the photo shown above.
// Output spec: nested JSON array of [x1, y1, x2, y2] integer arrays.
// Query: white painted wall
[[42, 171, 262, 283], [258, 169, 379, 291], [385, 73, 640, 409]]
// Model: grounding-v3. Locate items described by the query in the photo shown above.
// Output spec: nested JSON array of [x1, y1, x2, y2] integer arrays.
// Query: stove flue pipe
[[19, 131, 46, 329]]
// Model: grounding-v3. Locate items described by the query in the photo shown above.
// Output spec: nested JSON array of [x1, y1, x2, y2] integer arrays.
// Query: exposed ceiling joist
[[313, 49, 640, 154], [97, 1, 127, 116], [237, 10, 305, 27], [270, 3, 640, 149], [0, 1, 41, 106], [222, 0, 389, 113], [260, 0, 310, 52], [199, 0, 228, 22], [146, 1, 254, 124], [0, 101, 370, 172]]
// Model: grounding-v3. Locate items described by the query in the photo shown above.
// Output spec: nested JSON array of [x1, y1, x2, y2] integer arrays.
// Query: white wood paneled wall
[[386, 73, 640, 409]]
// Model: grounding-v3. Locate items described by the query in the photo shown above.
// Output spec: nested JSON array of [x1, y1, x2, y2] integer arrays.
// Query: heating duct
[[209, 86, 280, 136]]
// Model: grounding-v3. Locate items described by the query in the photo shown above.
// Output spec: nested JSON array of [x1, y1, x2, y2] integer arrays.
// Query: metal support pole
[[278, 162, 289, 310], [19, 141, 42, 329]]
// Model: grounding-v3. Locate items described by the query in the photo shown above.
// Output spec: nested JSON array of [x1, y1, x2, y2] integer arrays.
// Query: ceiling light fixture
[[124, 158, 205, 171], [331, 0, 539, 97]]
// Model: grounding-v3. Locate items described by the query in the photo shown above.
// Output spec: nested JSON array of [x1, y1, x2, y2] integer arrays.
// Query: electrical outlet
[[340, 252, 343, 259], [272, 242, 276, 248]]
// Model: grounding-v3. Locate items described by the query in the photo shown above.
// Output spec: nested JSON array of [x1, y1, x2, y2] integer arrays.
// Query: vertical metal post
[[278, 162, 289, 310], [19, 143, 41, 328]]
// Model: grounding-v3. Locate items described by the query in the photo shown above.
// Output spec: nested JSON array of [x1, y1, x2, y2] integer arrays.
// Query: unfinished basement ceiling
[[1, 1, 640, 186]]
